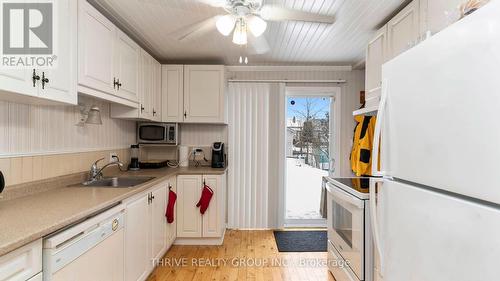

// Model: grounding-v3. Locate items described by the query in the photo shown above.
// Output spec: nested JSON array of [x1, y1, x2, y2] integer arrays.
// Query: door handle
[[370, 179, 384, 277], [32, 69, 40, 87], [41, 72, 49, 89], [372, 79, 387, 177], [140, 104, 145, 113], [0, 171, 5, 194]]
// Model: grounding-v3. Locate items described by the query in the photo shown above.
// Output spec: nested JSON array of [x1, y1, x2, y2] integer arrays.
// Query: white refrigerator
[[370, 1, 500, 280]]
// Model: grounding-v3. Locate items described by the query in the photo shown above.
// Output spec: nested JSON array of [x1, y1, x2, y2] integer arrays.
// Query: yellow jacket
[[350, 115, 377, 176]]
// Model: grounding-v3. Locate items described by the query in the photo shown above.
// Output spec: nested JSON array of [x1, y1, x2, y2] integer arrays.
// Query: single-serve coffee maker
[[211, 142, 226, 168]]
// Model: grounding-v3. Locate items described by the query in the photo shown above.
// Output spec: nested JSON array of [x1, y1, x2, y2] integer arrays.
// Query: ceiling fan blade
[[259, 5, 335, 24], [170, 15, 221, 41], [248, 34, 270, 55]]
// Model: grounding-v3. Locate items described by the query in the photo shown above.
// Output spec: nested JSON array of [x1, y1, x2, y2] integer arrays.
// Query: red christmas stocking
[[196, 185, 214, 215], [165, 189, 177, 223]]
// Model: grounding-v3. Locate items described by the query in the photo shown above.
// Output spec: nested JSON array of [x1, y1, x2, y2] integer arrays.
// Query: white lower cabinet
[[202, 175, 225, 238], [150, 184, 167, 261], [166, 177, 177, 247], [176, 175, 203, 237], [0, 239, 42, 281], [124, 193, 151, 281], [124, 182, 168, 281], [176, 174, 226, 244]]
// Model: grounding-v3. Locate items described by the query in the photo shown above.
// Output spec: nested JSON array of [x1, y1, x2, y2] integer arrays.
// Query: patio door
[[284, 87, 340, 227]]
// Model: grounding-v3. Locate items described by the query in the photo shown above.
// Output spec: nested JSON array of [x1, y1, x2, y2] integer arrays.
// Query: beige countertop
[[0, 166, 226, 256]]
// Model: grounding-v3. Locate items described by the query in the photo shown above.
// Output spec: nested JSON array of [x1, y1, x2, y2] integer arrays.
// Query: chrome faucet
[[89, 158, 124, 182]]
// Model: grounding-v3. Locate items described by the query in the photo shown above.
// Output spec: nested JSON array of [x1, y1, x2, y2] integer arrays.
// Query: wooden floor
[[148, 230, 336, 281]]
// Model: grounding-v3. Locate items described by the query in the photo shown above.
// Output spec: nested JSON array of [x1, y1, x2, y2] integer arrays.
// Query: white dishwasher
[[43, 204, 125, 281]]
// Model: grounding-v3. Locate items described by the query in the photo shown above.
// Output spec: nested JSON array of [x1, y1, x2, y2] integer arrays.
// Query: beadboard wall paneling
[[0, 148, 130, 187], [179, 124, 227, 146], [227, 69, 364, 177], [0, 96, 136, 156]]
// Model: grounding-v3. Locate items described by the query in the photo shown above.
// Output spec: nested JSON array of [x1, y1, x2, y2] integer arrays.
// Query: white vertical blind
[[228, 83, 270, 229]]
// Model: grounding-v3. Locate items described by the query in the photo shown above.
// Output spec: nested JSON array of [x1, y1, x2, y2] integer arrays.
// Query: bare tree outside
[[286, 96, 332, 220], [287, 97, 331, 171]]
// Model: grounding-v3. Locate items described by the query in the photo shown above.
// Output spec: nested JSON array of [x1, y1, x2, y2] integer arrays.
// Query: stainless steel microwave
[[137, 123, 178, 145]]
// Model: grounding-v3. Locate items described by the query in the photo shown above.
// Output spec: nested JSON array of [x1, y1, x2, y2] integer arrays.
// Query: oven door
[[326, 182, 365, 280], [138, 124, 166, 143]]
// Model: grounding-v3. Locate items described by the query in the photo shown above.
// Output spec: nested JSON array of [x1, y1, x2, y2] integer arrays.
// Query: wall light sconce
[[76, 104, 103, 126]]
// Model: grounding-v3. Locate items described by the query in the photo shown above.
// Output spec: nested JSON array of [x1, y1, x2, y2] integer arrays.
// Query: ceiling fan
[[143, 0, 336, 54]]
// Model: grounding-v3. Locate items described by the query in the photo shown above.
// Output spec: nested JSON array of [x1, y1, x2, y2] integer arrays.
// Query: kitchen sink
[[69, 177, 156, 188]]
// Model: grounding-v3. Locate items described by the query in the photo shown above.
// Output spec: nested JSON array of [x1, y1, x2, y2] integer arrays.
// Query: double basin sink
[[69, 177, 156, 188]]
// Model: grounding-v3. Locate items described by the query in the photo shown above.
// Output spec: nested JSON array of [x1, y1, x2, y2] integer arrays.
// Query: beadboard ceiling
[[90, 0, 405, 66]]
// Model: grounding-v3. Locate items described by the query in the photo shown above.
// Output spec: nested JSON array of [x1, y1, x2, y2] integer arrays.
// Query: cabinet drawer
[[0, 240, 42, 281], [327, 241, 357, 281]]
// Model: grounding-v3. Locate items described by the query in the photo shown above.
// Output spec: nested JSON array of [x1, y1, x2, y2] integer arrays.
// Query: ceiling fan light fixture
[[232, 18, 247, 45], [248, 15, 267, 37], [216, 14, 236, 36]]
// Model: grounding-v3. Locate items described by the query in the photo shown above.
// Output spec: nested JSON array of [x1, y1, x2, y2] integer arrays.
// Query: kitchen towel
[[166, 189, 177, 223], [196, 184, 214, 214]]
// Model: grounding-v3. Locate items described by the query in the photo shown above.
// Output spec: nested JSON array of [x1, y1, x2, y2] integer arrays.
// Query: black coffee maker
[[211, 142, 226, 168]]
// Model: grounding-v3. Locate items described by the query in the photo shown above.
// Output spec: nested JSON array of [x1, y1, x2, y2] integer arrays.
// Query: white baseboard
[[174, 229, 226, 246]]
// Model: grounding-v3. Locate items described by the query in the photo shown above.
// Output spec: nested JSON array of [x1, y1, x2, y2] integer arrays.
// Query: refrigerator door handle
[[370, 179, 384, 277], [372, 79, 388, 177]]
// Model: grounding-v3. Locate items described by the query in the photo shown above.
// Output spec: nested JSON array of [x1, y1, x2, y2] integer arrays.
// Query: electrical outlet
[[193, 148, 203, 156], [110, 152, 118, 163]]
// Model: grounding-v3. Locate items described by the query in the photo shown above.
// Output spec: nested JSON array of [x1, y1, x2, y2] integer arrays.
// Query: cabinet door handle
[[41, 72, 49, 89], [117, 79, 122, 90], [184, 111, 187, 118], [32, 69, 40, 87], [153, 109, 156, 116], [140, 104, 145, 113], [113, 77, 117, 89]]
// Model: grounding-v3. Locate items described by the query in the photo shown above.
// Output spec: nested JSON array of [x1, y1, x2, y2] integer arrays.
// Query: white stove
[[323, 177, 376, 281]]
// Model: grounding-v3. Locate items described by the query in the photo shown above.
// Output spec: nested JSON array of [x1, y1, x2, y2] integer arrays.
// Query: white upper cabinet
[[419, 0, 466, 35], [38, 0, 77, 104], [139, 50, 153, 119], [110, 46, 161, 121], [365, 25, 387, 93], [161, 65, 184, 123], [114, 30, 140, 102], [78, 0, 115, 96], [183, 65, 226, 123], [387, 0, 421, 60], [151, 60, 162, 122], [0, 0, 77, 105]]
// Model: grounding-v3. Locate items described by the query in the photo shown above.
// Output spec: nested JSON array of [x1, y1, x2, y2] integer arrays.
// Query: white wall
[[0, 96, 135, 156]]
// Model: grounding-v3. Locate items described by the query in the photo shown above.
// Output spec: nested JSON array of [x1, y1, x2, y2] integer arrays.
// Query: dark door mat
[[273, 231, 327, 252]]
